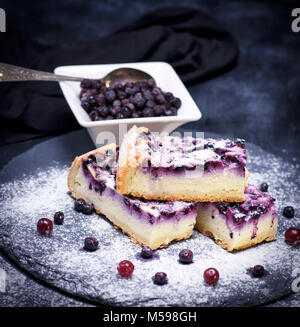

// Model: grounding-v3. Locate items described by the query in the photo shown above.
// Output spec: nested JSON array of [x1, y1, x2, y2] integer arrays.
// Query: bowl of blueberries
[[55, 62, 201, 147]]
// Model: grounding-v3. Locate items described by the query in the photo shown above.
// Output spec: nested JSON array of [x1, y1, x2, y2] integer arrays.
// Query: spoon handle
[[0, 63, 84, 82]]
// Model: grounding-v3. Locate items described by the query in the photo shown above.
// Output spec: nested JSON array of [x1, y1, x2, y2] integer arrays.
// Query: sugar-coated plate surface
[[0, 130, 298, 306]]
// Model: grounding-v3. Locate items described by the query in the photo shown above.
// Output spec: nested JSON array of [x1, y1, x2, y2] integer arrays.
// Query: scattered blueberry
[[179, 249, 193, 264], [283, 206, 295, 218], [82, 203, 94, 215], [37, 218, 53, 236], [54, 211, 64, 225], [117, 260, 134, 277], [260, 182, 268, 192], [252, 265, 265, 277], [247, 265, 269, 278], [74, 198, 86, 212], [153, 272, 168, 285], [84, 237, 99, 251], [141, 246, 153, 259]]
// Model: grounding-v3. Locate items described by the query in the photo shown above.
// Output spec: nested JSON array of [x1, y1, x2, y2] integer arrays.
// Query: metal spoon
[[0, 63, 153, 87]]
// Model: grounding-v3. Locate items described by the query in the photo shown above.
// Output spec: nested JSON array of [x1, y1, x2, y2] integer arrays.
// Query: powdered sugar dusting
[[0, 141, 298, 306]]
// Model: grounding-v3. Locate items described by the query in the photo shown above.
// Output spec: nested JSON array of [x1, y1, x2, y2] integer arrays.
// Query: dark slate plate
[[0, 129, 299, 306]]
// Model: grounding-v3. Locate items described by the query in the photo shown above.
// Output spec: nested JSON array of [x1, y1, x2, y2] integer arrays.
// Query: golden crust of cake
[[124, 191, 246, 202], [116, 126, 150, 195], [198, 227, 277, 252]]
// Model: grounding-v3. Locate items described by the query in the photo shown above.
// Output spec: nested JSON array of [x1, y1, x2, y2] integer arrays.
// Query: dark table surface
[[0, 0, 299, 307]]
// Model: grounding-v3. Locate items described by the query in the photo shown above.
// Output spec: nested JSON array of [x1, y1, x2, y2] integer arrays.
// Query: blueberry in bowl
[[80, 78, 182, 121]]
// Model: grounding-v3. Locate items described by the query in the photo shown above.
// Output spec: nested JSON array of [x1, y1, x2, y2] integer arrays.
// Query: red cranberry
[[179, 249, 193, 264], [37, 218, 53, 236], [84, 237, 99, 251], [203, 268, 219, 285], [285, 227, 300, 244], [117, 260, 134, 277]]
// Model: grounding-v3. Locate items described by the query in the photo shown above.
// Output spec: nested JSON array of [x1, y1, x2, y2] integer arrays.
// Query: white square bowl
[[55, 62, 201, 147]]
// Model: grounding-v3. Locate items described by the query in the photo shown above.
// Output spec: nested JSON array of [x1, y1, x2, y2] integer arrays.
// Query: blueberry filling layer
[[202, 185, 277, 238], [139, 133, 247, 176], [82, 148, 198, 224]]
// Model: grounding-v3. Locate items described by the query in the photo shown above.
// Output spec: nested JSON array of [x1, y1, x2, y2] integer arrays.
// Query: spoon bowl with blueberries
[[0, 62, 202, 145]]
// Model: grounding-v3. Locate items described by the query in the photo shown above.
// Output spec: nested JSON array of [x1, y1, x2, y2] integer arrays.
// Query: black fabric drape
[[0, 7, 238, 145]]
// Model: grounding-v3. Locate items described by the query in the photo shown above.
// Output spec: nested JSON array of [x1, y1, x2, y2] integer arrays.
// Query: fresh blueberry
[[131, 112, 140, 118], [116, 112, 125, 119], [147, 79, 156, 88], [252, 265, 265, 277], [154, 105, 164, 116], [87, 95, 97, 105], [80, 79, 93, 89], [84, 237, 99, 251], [98, 106, 110, 117], [105, 90, 116, 102], [142, 108, 154, 117], [260, 182, 268, 192], [283, 206, 295, 218], [89, 110, 99, 121], [82, 203, 94, 215], [113, 99, 121, 107], [95, 93, 106, 105], [54, 211, 64, 225], [164, 109, 175, 116], [141, 246, 153, 259], [121, 106, 131, 118], [81, 100, 91, 111], [170, 97, 181, 109], [179, 249, 193, 264], [74, 198, 86, 212], [155, 93, 166, 104], [153, 272, 168, 285]]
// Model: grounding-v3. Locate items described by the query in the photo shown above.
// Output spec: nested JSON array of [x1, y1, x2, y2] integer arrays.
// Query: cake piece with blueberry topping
[[68, 144, 198, 250], [117, 126, 249, 202], [195, 185, 278, 251]]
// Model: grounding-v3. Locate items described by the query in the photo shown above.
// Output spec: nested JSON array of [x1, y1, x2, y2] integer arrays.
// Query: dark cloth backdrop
[[0, 7, 238, 145]]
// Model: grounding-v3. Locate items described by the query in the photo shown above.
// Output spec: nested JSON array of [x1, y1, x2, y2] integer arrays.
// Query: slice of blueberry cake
[[195, 185, 278, 251], [117, 126, 249, 202], [68, 144, 198, 250]]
